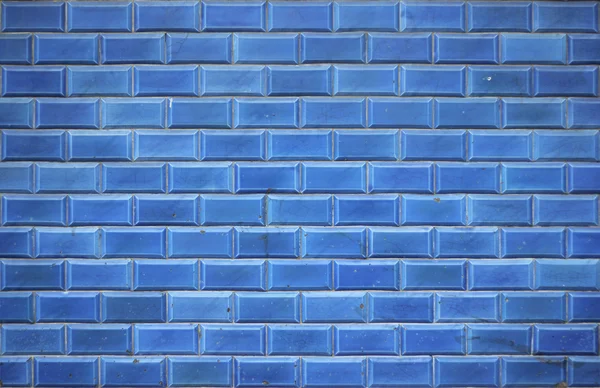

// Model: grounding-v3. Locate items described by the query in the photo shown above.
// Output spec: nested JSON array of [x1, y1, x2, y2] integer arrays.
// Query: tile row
[[1, 258, 599, 291], [0, 323, 598, 357], [0, 355, 598, 388], [2, 1, 598, 34], [2, 161, 600, 195], [2, 130, 600, 163]]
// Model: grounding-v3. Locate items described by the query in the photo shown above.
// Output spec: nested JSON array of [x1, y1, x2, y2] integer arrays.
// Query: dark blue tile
[[435, 357, 500, 388], [234, 98, 299, 128], [201, 66, 265, 96], [36, 98, 100, 129], [301, 162, 366, 193], [468, 1, 532, 32], [168, 227, 233, 258], [201, 130, 265, 161], [235, 357, 299, 388], [569, 293, 600, 322], [435, 227, 499, 258], [102, 227, 166, 258], [102, 98, 165, 129], [367, 33, 432, 63], [67, 66, 132, 97], [2, 66, 65, 97], [134, 260, 198, 291], [267, 65, 332, 96], [502, 163, 566, 193], [168, 162, 233, 193], [334, 65, 398, 96], [400, 65, 465, 96], [35, 227, 100, 258], [101, 357, 166, 387], [268, 325, 332, 355], [402, 324, 465, 355], [169, 98, 232, 128], [468, 66, 532, 96], [0, 34, 32, 64], [335, 260, 400, 291], [368, 227, 433, 258], [166, 33, 232, 64], [534, 2, 598, 32], [468, 259, 533, 290], [68, 195, 133, 226], [168, 357, 233, 387], [0, 228, 33, 258], [235, 292, 300, 323], [436, 162, 500, 194], [1, 324, 65, 354], [568, 228, 600, 258], [68, 2, 132, 32], [534, 195, 598, 226], [202, 0, 266, 32], [267, 195, 332, 226], [468, 325, 532, 355], [534, 130, 599, 161], [434, 33, 499, 64], [369, 162, 433, 194], [535, 259, 599, 291], [334, 195, 399, 226], [401, 130, 466, 161], [268, 260, 332, 291], [2, 2, 65, 32], [369, 97, 433, 128], [569, 34, 600, 64], [501, 33, 567, 64], [467, 194, 533, 226], [302, 227, 366, 258], [302, 292, 367, 323], [2, 195, 66, 226], [301, 32, 366, 63], [534, 67, 598, 97], [268, 1, 332, 32], [401, 194, 466, 226], [503, 98, 566, 129], [467, 130, 532, 161], [35, 356, 98, 387], [134, 324, 198, 355], [534, 325, 598, 355], [66, 260, 132, 290], [134, 1, 200, 32], [502, 356, 566, 388], [200, 260, 266, 291], [401, 1, 465, 32], [200, 195, 265, 226], [102, 292, 166, 323], [402, 260, 466, 291], [334, 325, 400, 356], [200, 324, 265, 355], [301, 98, 366, 128], [101, 33, 165, 64], [168, 291, 233, 322], [502, 292, 566, 323], [368, 357, 433, 388], [334, 1, 399, 32], [368, 292, 434, 323], [302, 357, 366, 388], [234, 227, 300, 258], [34, 34, 98, 64], [436, 292, 500, 323], [0, 162, 33, 193], [134, 65, 199, 96], [435, 98, 500, 128], [0, 98, 34, 129], [0, 292, 33, 323], [335, 130, 399, 161], [568, 357, 600, 387], [0, 357, 32, 386], [569, 98, 600, 129], [234, 33, 299, 64], [134, 130, 199, 161], [102, 163, 166, 193], [35, 292, 100, 323], [501, 228, 565, 258], [268, 130, 332, 160]]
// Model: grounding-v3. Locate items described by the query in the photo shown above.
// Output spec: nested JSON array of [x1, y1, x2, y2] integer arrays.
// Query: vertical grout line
[[433, 163, 437, 194], [64, 2, 68, 33], [265, 0, 269, 32], [31, 34, 36, 67], [132, 0, 136, 33]]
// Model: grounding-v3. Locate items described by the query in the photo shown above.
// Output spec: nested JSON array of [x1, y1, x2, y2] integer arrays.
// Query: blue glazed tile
[[234, 227, 300, 258], [402, 324, 466, 355], [369, 162, 433, 194], [68, 2, 132, 32], [368, 357, 433, 388], [268, 260, 332, 291], [268, 1, 332, 32], [435, 227, 499, 258], [67, 324, 132, 355], [267, 66, 332, 96], [301, 32, 366, 63], [101, 357, 166, 387], [503, 98, 566, 129], [569, 163, 600, 193], [267, 195, 333, 226], [568, 293, 600, 322], [468, 66, 532, 97], [434, 34, 499, 64], [435, 357, 500, 388], [200, 195, 265, 226], [435, 98, 500, 129], [302, 162, 366, 193], [2, 66, 66, 97], [534, 130, 599, 161], [2, 195, 66, 226], [201, 66, 265, 96], [501, 33, 567, 64], [569, 98, 600, 129], [66, 260, 132, 290], [401, 1, 465, 32], [134, 324, 198, 355], [501, 228, 565, 258], [169, 98, 232, 128], [200, 324, 265, 355], [169, 357, 233, 387], [35, 292, 100, 323], [35, 163, 100, 194], [102, 227, 166, 258], [168, 227, 233, 258], [436, 162, 500, 194], [335, 130, 399, 161], [0, 162, 33, 193], [467, 194, 533, 226], [334, 325, 400, 356], [302, 227, 367, 258], [202, 1, 266, 32], [168, 291, 233, 323], [68, 195, 133, 226], [401, 130, 467, 161], [1, 2, 65, 32], [301, 98, 366, 128], [468, 2, 532, 32], [334, 65, 398, 96], [569, 34, 600, 64], [535, 259, 600, 291], [35, 227, 100, 258], [201, 130, 265, 161], [368, 97, 433, 128], [334, 1, 399, 32], [368, 292, 434, 323], [568, 357, 600, 387], [134, 260, 198, 291], [134, 65, 199, 96], [134, 130, 199, 161], [235, 357, 299, 388], [502, 292, 566, 323], [35, 357, 99, 387], [0, 98, 34, 128], [468, 130, 532, 161], [34, 34, 98, 65], [268, 130, 332, 160], [368, 227, 433, 258], [334, 195, 399, 226], [302, 292, 367, 323], [534, 67, 598, 97], [166, 33, 232, 64], [401, 194, 466, 226], [234, 33, 298, 64], [201, 260, 266, 291], [102, 292, 166, 323], [101, 98, 165, 129], [568, 228, 600, 258], [534, 2, 598, 32], [468, 325, 532, 355], [0, 357, 32, 387], [234, 98, 299, 128], [36, 98, 100, 129], [67, 66, 132, 97], [134, 1, 199, 32], [468, 260, 533, 291], [502, 163, 566, 193], [268, 325, 332, 355], [368, 32, 432, 64], [435, 292, 500, 323], [400, 65, 465, 96], [0, 228, 33, 258], [1, 324, 65, 354], [502, 357, 566, 388], [335, 260, 400, 291], [100, 33, 165, 64], [402, 260, 466, 291], [534, 325, 598, 355], [533, 195, 598, 226], [168, 162, 233, 193], [0, 34, 32, 64], [302, 357, 366, 388], [0, 292, 33, 323], [102, 163, 166, 193], [235, 292, 300, 323]]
